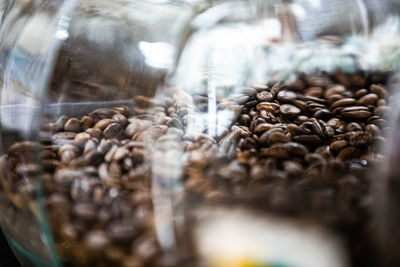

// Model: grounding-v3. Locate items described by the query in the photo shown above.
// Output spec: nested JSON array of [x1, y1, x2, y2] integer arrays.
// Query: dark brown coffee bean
[[64, 118, 82, 133], [280, 104, 301, 117], [277, 91, 297, 102], [326, 94, 345, 105], [81, 116, 94, 130], [325, 85, 346, 98], [55, 115, 69, 131], [337, 147, 359, 160], [94, 119, 115, 130], [299, 122, 313, 134], [346, 122, 363, 132], [330, 140, 348, 152], [370, 84, 388, 98], [305, 87, 323, 97], [358, 93, 378, 106], [256, 102, 280, 113], [374, 106, 391, 116], [354, 89, 368, 99], [331, 98, 357, 108], [377, 99, 386, 106], [260, 143, 291, 158], [74, 132, 91, 146], [313, 109, 332, 119], [292, 135, 322, 145], [241, 114, 251, 126], [90, 108, 122, 120], [263, 130, 290, 144], [103, 123, 123, 139], [365, 124, 381, 137], [340, 106, 372, 120], [286, 142, 309, 156], [286, 123, 299, 136], [292, 100, 308, 111], [311, 120, 325, 138], [256, 91, 273, 102], [245, 100, 258, 108], [254, 123, 274, 134]]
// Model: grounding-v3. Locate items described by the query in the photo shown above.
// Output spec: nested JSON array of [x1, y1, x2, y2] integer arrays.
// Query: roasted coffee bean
[[256, 102, 280, 113], [94, 119, 115, 130], [103, 123, 123, 139], [331, 98, 357, 108], [346, 122, 363, 132], [324, 85, 346, 98], [311, 120, 325, 138], [74, 132, 91, 146], [81, 115, 94, 130], [64, 118, 82, 133], [256, 91, 273, 102], [330, 140, 348, 152], [305, 87, 323, 97], [280, 104, 301, 117], [55, 116, 69, 131], [354, 89, 368, 99], [340, 106, 372, 120], [277, 91, 297, 102], [370, 84, 388, 98], [313, 109, 332, 119], [292, 135, 322, 145], [358, 93, 378, 106], [374, 105, 391, 116]]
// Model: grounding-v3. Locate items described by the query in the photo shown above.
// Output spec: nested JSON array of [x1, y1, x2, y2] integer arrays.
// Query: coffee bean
[[354, 89, 368, 99], [292, 135, 322, 145], [81, 116, 94, 130], [256, 91, 273, 102], [365, 124, 381, 137], [313, 109, 332, 119], [256, 102, 280, 113], [84, 230, 110, 251], [103, 123, 123, 139], [55, 116, 69, 131], [358, 93, 378, 106], [337, 147, 359, 160], [370, 84, 388, 98], [330, 140, 348, 152], [260, 143, 291, 158], [311, 120, 325, 138], [74, 132, 91, 146], [305, 87, 323, 97], [331, 98, 357, 108], [324, 85, 346, 98], [346, 122, 363, 132], [64, 118, 82, 133], [280, 104, 301, 117], [340, 106, 372, 120], [374, 106, 391, 116], [277, 91, 297, 102]]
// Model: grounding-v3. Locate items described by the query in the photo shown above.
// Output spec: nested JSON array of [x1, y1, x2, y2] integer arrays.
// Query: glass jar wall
[[0, 0, 400, 266]]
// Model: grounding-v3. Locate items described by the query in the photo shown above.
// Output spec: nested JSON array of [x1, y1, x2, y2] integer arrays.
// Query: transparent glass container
[[0, 0, 400, 266]]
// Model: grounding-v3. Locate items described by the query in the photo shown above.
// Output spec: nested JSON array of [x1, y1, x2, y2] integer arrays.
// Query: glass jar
[[0, 0, 400, 266]]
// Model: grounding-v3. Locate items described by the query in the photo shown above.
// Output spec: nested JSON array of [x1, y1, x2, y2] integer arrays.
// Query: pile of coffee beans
[[0, 72, 390, 266]]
